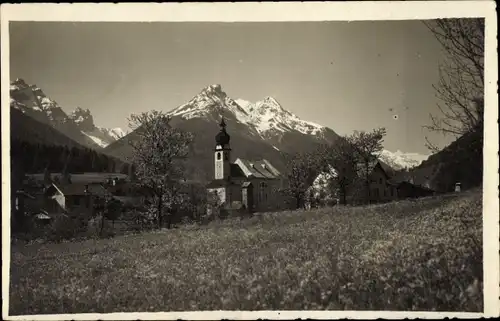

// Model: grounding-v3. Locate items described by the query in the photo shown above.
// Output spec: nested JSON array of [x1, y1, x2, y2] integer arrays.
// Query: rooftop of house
[[26, 172, 129, 185], [48, 182, 110, 197]]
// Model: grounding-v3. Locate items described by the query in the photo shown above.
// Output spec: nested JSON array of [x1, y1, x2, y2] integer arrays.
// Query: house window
[[74, 196, 81, 206]]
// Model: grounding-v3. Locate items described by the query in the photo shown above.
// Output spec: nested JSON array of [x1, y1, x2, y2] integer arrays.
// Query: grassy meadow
[[9, 189, 483, 314]]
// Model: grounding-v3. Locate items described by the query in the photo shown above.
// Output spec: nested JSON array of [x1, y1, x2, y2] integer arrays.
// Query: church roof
[[230, 164, 246, 178], [235, 158, 281, 179]]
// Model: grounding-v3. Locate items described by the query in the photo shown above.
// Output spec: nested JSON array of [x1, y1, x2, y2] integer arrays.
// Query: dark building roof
[[15, 190, 36, 199], [230, 164, 246, 178], [388, 170, 436, 191], [50, 183, 109, 197], [27, 172, 129, 184], [377, 160, 396, 178]]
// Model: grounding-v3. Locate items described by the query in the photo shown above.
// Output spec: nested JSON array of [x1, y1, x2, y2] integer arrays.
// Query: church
[[206, 118, 288, 213]]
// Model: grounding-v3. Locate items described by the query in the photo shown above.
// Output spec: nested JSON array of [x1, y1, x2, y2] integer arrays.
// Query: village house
[[43, 182, 110, 216], [310, 159, 437, 206], [20, 172, 128, 219], [366, 159, 436, 203], [206, 118, 288, 213]]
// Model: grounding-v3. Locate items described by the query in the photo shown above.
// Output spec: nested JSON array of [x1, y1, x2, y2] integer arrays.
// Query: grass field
[[9, 189, 483, 314]]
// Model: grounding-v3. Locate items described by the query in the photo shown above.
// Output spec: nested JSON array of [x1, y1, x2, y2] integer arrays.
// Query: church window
[[224, 153, 229, 161], [217, 152, 221, 160]]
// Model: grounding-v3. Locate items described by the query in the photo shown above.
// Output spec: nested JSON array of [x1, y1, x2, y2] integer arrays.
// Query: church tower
[[214, 117, 231, 180]]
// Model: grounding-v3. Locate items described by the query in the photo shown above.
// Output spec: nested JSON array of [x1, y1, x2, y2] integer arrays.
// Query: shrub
[[45, 214, 89, 243]]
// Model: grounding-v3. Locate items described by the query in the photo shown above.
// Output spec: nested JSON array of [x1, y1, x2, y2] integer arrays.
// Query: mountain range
[[10, 79, 429, 180], [10, 78, 126, 149]]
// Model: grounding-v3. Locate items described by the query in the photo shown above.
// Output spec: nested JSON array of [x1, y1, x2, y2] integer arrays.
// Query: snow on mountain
[[80, 127, 127, 148], [168, 84, 327, 139], [10, 78, 126, 149], [82, 131, 108, 148], [379, 149, 429, 170], [105, 127, 127, 140], [235, 99, 252, 109], [239, 96, 325, 136]]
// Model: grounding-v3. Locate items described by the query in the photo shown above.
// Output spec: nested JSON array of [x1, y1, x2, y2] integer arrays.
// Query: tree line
[[280, 128, 387, 209], [10, 139, 126, 174]]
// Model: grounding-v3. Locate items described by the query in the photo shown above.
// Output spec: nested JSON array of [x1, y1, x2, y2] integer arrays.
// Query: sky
[[9, 21, 456, 154]]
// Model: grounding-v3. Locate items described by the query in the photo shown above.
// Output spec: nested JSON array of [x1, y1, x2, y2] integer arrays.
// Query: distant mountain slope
[[395, 129, 483, 192], [69, 107, 126, 147], [10, 107, 128, 175], [10, 78, 126, 149], [104, 84, 340, 181], [10, 107, 86, 149]]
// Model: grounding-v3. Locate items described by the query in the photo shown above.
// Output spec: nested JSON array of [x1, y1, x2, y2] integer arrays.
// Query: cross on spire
[[219, 117, 226, 130]]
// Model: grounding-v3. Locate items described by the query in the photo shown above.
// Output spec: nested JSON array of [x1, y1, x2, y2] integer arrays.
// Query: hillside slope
[[397, 129, 483, 192]]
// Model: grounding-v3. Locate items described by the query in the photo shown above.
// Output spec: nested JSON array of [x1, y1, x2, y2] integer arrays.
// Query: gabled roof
[[234, 158, 281, 179], [388, 168, 436, 191], [50, 183, 109, 197], [357, 159, 396, 179], [230, 164, 246, 178], [377, 160, 396, 178], [27, 172, 129, 184], [15, 190, 36, 199]]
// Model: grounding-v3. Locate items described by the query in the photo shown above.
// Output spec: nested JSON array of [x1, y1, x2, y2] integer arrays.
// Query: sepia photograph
[[1, 2, 498, 320]]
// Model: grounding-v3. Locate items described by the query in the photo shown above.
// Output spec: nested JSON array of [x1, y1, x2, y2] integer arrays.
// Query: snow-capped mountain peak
[[69, 107, 95, 130], [106, 128, 127, 140], [10, 78, 127, 149], [168, 84, 328, 138], [379, 149, 429, 170]]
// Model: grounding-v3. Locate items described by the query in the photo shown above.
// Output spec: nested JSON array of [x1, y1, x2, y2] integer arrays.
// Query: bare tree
[[347, 128, 387, 202], [127, 110, 194, 229], [282, 151, 323, 209], [423, 18, 484, 150], [323, 138, 360, 205]]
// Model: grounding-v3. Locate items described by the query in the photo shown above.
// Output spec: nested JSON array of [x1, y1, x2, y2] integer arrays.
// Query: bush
[[45, 214, 90, 243]]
